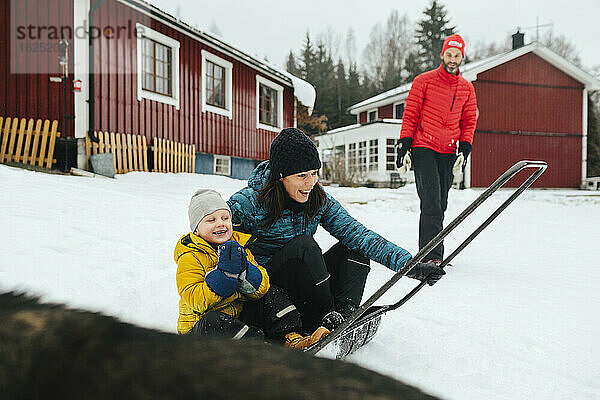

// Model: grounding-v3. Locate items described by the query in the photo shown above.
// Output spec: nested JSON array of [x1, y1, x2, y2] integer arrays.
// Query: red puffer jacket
[[399, 64, 477, 154]]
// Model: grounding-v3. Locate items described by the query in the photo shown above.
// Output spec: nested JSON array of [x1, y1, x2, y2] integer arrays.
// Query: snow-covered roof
[[120, 0, 316, 112], [348, 42, 600, 115], [281, 71, 316, 115]]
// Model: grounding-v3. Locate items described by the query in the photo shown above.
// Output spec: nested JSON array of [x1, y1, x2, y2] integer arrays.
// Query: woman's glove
[[406, 261, 446, 286]]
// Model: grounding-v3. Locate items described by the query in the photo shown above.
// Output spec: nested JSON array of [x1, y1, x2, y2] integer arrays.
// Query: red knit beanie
[[441, 34, 465, 57]]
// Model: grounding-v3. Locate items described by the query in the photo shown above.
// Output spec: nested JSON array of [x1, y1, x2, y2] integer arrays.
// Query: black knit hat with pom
[[269, 128, 322, 178]]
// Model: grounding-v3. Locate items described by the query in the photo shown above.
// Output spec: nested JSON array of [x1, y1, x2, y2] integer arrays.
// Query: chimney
[[512, 30, 525, 50]]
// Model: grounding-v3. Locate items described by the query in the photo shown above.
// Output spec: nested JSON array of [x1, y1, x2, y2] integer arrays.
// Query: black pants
[[190, 286, 301, 343], [266, 235, 370, 332], [412, 147, 457, 261]]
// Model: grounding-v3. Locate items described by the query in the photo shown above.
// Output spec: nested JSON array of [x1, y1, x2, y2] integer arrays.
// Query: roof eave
[[119, 0, 299, 88], [351, 43, 600, 113], [463, 43, 600, 90]]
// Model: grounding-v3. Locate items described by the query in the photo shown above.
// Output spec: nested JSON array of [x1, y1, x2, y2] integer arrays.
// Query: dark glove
[[453, 141, 472, 175], [395, 137, 413, 169], [406, 261, 446, 286], [205, 241, 248, 298], [458, 141, 472, 160]]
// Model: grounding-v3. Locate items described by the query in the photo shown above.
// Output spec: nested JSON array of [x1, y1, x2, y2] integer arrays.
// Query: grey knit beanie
[[188, 189, 231, 231]]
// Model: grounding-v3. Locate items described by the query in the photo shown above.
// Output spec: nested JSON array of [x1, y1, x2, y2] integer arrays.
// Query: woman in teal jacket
[[228, 128, 444, 331]]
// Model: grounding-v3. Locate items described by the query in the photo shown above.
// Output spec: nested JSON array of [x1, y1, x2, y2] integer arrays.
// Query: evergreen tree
[[300, 32, 316, 82], [404, 50, 424, 82], [312, 42, 337, 130], [414, 0, 456, 71], [286, 50, 300, 76], [346, 62, 363, 105], [588, 93, 600, 177], [333, 59, 347, 128], [291, 33, 335, 135]]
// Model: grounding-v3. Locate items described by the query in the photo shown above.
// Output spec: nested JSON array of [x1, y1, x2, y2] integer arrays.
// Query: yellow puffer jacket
[[174, 231, 270, 334]]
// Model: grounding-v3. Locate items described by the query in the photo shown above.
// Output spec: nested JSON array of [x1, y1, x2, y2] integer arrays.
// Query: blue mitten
[[205, 241, 247, 298], [216, 241, 246, 277], [237, 262, 263, 294], [205, 269, 238, 298]]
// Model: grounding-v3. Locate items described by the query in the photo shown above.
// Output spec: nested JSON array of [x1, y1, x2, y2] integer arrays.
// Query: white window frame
[[201, 50, 233, 119], [348, 142, 357, 172], [367, 109, 378, 122], [136, 23, 180, 109], [368, 139, 378, 172], [393, 102, 405, 119], [213, 155, 231, 176], [386, 138, 396, 171], [256, 75, 284, 132]]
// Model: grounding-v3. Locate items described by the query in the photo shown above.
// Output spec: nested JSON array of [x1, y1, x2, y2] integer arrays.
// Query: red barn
[[342, 41, 600, 188], [1, 0, 315, 178]]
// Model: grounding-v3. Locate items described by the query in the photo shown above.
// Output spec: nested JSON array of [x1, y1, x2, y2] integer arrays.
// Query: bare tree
[[345, 27, 357, 68], [467, 38, 510, 62], [541, 30, 582, 67], [317, 26, 342, 64], [362, 10, 414, 91], [318, 137, 365, 187]]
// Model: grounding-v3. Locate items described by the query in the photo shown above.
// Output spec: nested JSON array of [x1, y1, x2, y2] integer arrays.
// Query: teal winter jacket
[[227, 161, 412, 272]]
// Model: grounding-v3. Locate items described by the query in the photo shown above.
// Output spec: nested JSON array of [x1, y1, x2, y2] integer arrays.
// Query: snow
[[281, 70, 317, 113], [1, 163, 599, 400]]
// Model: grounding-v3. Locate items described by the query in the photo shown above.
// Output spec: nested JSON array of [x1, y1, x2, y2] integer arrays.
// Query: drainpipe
[[87, 0, 106, 143]]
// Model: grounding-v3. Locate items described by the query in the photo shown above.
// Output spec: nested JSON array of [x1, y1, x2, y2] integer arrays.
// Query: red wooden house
[[339, 40, 600, 188], [1, 0, 314, 178]]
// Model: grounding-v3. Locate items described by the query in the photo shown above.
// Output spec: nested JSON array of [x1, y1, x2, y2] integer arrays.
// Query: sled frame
[[306, 160, 548, 357]]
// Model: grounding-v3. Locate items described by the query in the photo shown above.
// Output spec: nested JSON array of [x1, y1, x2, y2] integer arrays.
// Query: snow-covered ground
[[1, 164, 599, 400]]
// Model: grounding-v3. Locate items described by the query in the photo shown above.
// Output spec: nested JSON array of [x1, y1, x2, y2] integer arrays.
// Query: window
[[256, 75, 284, 132], [202, 50, 233, 119], [136, 23, 180, 109], [348, 143, 357, 171], [369, 139, 378, 172], [386, 139, 396, 171], [394, 103, 404, 119], [259, 84, 278, 126], [368, 110, 377, 122], [214, 155, 231, 176], [358, 141, 367, 172], [206, 61, 226, 108], [142, 38, 172, 96]]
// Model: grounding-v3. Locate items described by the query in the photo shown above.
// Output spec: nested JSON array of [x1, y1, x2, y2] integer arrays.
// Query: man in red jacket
[[396, 34, 477, 264]]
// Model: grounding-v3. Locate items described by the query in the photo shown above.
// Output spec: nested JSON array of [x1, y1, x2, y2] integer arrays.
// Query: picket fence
[[0, 117, 60, 168], [85, 132, 195, 174]]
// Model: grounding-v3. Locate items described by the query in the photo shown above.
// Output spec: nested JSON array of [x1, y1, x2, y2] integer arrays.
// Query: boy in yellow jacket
[[175, 189, 329, 349]]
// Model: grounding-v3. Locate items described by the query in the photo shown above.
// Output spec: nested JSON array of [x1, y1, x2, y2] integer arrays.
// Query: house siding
[[472, 52, 583, 187]]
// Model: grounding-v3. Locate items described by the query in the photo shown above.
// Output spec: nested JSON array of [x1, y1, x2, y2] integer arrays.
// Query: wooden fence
[[152, 138, 195, 173], [0, 117, 60, 168], [85, 132, 148, 174], [85, 132, 195, 174]]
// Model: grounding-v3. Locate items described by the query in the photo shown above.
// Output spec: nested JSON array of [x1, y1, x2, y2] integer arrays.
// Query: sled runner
[[306, 160, 548, 358]]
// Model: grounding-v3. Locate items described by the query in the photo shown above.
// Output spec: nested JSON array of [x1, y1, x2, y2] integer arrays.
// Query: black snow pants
[[190, 285, 302, 343], [265, 235, 370, 332], [411, 147, 458, 261]]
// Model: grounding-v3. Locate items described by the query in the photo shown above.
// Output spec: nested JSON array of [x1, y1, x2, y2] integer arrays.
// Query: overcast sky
[[148, 0, 600, 74]]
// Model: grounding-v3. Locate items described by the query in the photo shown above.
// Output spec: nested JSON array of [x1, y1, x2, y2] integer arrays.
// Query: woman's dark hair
[[257, 173, 327, 228]]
